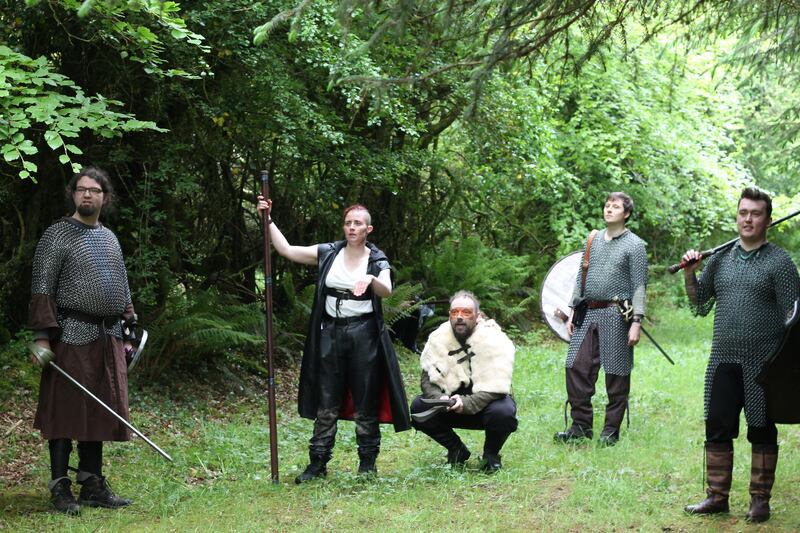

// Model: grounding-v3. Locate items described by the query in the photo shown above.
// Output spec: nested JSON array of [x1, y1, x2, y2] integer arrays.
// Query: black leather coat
[[298, 240, 411, 431]]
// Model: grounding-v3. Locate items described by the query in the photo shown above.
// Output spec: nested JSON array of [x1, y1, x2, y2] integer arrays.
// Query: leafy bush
[[418, 236, 535, 328], [141, 288, 271, 378], [0, 330, 39, 402]]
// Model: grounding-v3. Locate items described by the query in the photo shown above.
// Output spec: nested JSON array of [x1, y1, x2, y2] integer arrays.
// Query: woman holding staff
[[257, 196, 410, 483]]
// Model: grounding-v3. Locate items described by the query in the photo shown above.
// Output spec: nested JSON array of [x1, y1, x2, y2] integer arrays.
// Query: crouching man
[[410, 291, 517, 472]]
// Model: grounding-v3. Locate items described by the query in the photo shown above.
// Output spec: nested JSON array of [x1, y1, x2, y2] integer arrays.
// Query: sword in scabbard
[[29, 343, 173, 462], [638, 325, 674, 365], [615, 300, 675, 366]]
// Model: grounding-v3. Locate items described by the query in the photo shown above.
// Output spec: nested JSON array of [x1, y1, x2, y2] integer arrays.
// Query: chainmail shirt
[[31, 218, 132, 345], [566, 229, 649, 375], [693, 242, 799, 427]]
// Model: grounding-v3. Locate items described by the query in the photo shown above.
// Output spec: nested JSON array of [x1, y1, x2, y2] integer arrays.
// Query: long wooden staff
[[260, 169, 279, 483], [668, 208, 800, 274]]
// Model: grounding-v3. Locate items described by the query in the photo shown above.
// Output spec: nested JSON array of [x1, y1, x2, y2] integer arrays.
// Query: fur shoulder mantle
[[419, 319, 515, 395]]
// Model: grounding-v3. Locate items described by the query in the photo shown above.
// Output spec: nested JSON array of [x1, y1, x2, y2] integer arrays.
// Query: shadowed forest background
[[3, 1, 800, 377], [4, 0, 800, 403], [2, 2, 800, 528]]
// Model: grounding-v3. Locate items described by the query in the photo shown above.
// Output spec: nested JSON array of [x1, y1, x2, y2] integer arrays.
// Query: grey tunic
[[31, 217, 131, 344], [29, 217, 134, 441], [693, 242, 799, 427], [566, 229, 649, 375]]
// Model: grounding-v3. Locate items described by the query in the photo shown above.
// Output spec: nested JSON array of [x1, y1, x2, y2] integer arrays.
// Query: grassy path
[[2, 306, 799, 531]]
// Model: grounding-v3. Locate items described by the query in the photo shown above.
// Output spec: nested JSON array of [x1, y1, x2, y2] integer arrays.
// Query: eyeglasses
[[449, 307, 475, 319], [75, 187, 104, 196]]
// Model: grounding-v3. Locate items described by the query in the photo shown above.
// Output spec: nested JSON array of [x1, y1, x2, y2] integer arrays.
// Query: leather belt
[[587, 300, 616, 309], [60, 308, 119, 327], [324, 312, 374, 326]]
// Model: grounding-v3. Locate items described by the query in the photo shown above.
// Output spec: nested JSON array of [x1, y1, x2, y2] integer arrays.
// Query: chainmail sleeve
[[29, 225, 68, 335], [630, 237, 649, 316], [773, 248, 800, 319], [694, 252, 721, 317], [31, 224, 67, 300]]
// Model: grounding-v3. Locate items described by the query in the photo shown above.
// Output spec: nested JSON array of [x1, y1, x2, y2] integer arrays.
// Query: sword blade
[[640, 326, 675, 365], [49, 362, 173, 462], [127, 329, 148, 372]]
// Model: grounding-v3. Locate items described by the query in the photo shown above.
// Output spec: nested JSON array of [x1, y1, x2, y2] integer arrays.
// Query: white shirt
[[324, 250, 374, 317]]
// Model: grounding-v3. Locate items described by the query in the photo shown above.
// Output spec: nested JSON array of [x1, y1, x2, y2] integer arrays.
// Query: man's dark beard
[[453, 323, 474, 344], [77, 204, 98, 217]]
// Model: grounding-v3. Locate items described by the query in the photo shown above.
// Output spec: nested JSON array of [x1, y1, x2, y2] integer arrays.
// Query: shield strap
[[580, 230, 598, 297]]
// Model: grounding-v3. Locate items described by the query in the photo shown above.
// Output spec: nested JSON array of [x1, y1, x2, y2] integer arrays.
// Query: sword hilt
[[29, 343, 55, 367]]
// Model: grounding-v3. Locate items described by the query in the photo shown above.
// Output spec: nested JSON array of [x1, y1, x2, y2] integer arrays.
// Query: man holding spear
[[257, 196, 410, 483], [682, 187, 800, 523]]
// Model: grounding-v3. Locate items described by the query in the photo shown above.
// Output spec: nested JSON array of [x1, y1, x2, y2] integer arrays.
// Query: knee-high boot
[[746, 444, 778, 523], [685, 442, 733, 515]]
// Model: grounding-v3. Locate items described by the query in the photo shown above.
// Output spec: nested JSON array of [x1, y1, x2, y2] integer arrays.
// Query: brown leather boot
[[746, 444, 778, 523], [685, 442, 733, 515]]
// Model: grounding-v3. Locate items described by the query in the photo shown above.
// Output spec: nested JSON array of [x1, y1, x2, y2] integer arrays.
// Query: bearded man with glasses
[[29, 166, 136, 515], [410, 291, 517, 472]]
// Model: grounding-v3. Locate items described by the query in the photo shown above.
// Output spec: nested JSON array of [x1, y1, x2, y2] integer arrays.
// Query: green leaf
[[44, 130, 62, 150], [18, 141, 38, 155], [23, 160, 37, 172], [3, 149, 19, 162], [77, 0, 94, 18], [65, 144, 83, 155], [59, 154, 71, 165]]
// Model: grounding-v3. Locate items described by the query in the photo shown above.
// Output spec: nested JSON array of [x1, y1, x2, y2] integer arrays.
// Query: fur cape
[[420, 319, 515, 395]]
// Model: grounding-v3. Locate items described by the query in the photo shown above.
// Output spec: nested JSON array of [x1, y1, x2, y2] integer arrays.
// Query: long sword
[[639, 325, 674, 365], [30, 344, 173, 462], [615, 300, 675, 365]]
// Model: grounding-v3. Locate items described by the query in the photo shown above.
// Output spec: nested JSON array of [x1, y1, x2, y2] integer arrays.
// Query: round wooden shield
[[540, 251, 581, 343]]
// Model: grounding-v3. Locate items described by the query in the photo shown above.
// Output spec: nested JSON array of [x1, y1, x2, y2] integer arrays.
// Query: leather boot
[[447, 441, 471, 467], [49, 477, 80, 516], [295, 452, 329, 484], [357, 452, 377, 476], [598, 428, 619, 447], [746, 444, 778, 523], [480, 453, 502, 473], [554, 425, 592, 443], [78, 474, 132, 508], [422, 427, 471, 466], [685, 442, 733, 515]]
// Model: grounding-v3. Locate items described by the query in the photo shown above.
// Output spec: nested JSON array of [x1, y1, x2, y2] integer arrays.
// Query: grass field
[[2, 305, 799, 532]]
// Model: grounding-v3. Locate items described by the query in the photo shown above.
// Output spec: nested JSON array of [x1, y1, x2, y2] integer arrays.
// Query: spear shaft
[[260, 170, 279, 483]]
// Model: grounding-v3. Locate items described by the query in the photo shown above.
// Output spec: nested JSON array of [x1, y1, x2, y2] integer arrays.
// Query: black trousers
[[410, 394, 518, 454], [310, 315, 382, 457], [706, 363, 777, 445], [566, 323, 630, 435], [49, 439, 103, 479]]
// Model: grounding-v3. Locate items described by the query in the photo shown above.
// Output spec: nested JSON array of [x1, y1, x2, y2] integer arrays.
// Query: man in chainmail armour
[[683, 187, 800, 523], [29, 167, 136, 515], [554, 191, 648, 446]]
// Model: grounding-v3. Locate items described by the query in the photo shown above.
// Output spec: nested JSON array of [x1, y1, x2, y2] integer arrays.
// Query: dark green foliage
[[2, 0, 800, 383], [141, 289, 267, 376], [381, 281, 428, 329], [0, 330, 39, 401], [419, 236, 533, 328]]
